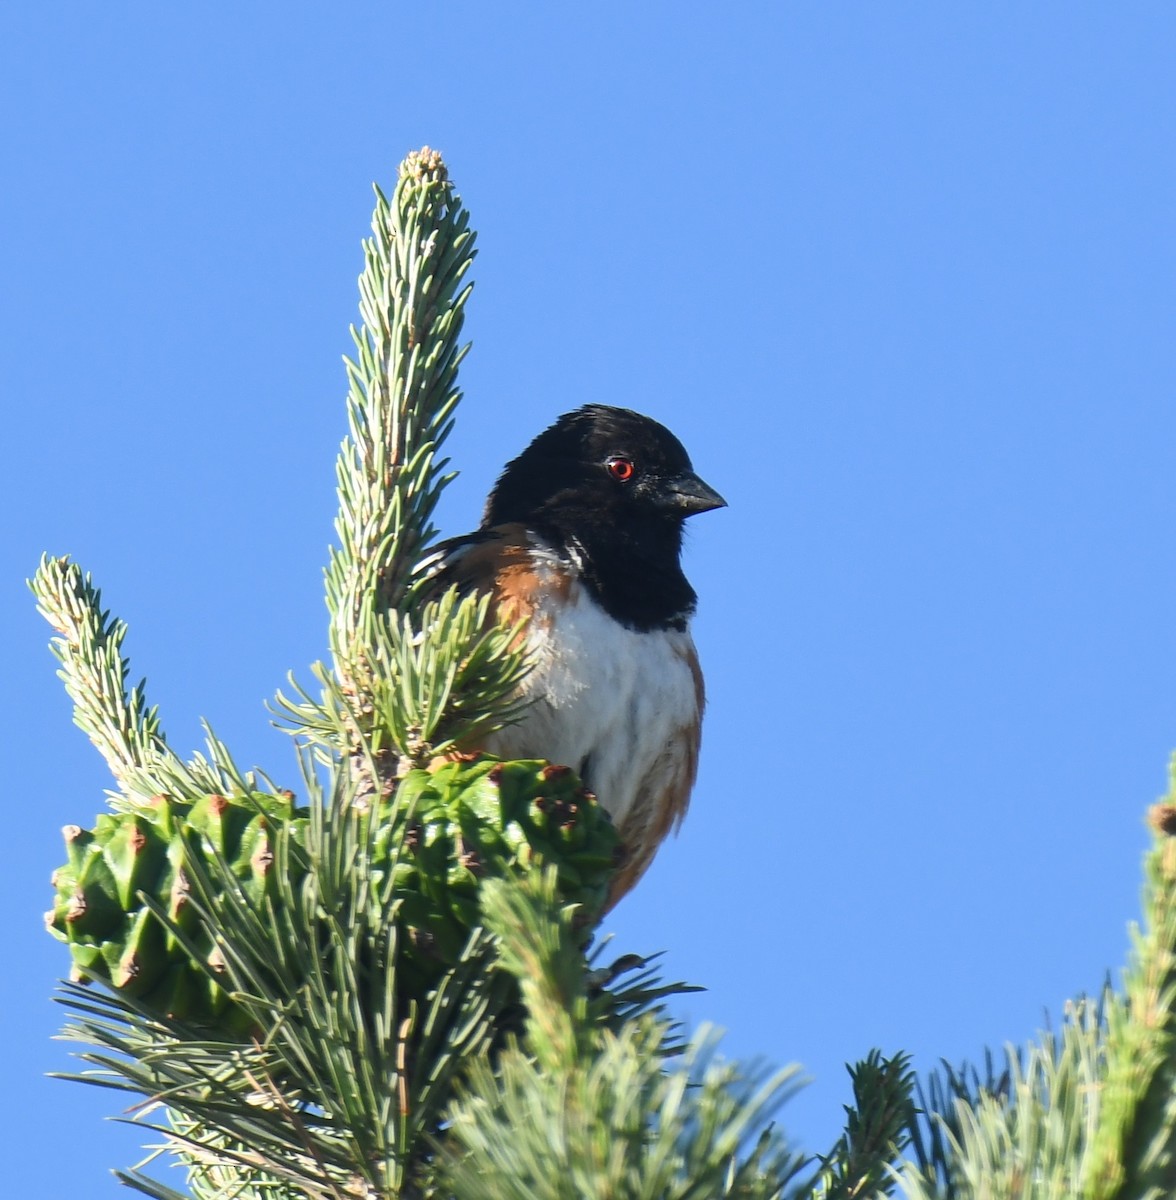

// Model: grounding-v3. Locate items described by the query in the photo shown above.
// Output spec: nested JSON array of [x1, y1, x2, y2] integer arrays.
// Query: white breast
[[483, 557, 702, 831]]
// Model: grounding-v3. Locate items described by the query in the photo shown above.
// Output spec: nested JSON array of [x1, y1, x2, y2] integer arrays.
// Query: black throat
[[533, 509, 697, 633]]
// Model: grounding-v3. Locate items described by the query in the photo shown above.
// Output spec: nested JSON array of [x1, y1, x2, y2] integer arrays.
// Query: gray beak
[[662, 471, 728, 516]]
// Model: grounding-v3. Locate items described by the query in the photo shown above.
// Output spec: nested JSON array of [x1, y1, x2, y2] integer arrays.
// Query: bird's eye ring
[[606, 456, 635, 482]]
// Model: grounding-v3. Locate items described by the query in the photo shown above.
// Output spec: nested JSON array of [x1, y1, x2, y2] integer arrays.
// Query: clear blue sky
[[4, 5, 1175, 1194]]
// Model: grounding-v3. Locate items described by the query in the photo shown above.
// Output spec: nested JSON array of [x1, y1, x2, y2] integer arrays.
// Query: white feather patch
[[483, 550, 701, 830]]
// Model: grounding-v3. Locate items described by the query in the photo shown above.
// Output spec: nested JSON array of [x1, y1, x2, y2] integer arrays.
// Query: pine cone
[[46, 759, 618, 1035]]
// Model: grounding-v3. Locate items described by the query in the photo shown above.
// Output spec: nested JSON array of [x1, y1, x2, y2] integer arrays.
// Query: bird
[[426, 404, 726, 908]]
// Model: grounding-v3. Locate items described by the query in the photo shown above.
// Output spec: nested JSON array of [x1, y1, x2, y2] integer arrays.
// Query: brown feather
[[442, 523, 574, 633]]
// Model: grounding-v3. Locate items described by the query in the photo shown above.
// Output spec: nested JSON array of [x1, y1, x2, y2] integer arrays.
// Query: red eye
[[607, 456, 635, 481]]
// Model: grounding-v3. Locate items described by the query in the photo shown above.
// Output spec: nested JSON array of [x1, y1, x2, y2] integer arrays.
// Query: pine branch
[[811, 1051, 915, 1200], [477, 869, 594, 1071], [896, 777, 1176, 1200], [323, 151, 469, 773], [896, 1004, 1106, 1199], [54, 764, 516, 1198], [30, 555, 173, 799], [902, 1048, 1013, 1198], [439, 870, 808, 1200], [278, 148, 526, 791], [328, 147, 472, 642], [1082, 790, 1176, 1199], [29, 555, 255, 805]]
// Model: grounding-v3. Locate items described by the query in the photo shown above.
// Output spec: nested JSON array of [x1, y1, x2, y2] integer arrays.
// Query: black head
[[483, 405, 725, 631]]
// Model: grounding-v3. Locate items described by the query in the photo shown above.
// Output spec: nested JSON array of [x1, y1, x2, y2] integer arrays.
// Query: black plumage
[[482, 405, 725, 632]]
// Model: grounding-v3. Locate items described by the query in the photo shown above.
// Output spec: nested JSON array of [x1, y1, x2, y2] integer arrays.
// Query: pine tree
[[35, 148, 1176, 1199]]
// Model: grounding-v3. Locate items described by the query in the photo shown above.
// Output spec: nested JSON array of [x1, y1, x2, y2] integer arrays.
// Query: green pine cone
[[383, 758, 619, 993], [46, 791, 303, 1036], [46, 759, 619, 1036]]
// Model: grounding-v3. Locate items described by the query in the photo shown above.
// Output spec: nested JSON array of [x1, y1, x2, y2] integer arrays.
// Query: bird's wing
[[415, 522, 569, 626]]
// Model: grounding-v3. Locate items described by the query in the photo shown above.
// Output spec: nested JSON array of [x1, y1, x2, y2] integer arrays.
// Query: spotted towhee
[[428, 404, 725, 907]]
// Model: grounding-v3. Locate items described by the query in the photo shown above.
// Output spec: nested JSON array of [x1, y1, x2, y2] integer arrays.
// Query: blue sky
[[4, 5, 1176, 1194]]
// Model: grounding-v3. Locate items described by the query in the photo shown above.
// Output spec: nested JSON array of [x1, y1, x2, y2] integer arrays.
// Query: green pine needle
[[812, 1050, 915, 1200], [441, 868, 807, 1200]]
